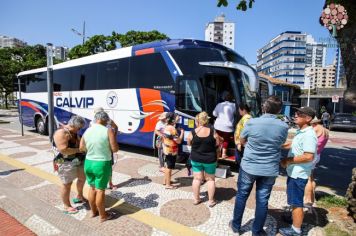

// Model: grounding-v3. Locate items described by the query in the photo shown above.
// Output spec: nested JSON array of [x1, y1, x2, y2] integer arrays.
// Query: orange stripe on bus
[[135, 48, 155, 56], [139, 88, 164, 132], [21, 101, 40, 112]]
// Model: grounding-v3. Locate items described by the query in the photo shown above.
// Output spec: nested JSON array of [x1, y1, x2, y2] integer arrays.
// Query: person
[[53, 116, 86, 214], [213, 91, 236, 158], [162, 112, 184, 189], [80, 111, 119, 222], [234, 103, 252, 163], [154, 112, 167, 172], [229, 96, 288, 235], [91, 107, 118, 190], [187, 112, 220, 207], [279, 107, 317, 236], [321, 110, 330, 129], [304, 117, 329, 205]]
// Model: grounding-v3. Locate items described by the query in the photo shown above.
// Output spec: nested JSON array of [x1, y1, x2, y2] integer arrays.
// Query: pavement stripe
[[0, 154, 205, 236]]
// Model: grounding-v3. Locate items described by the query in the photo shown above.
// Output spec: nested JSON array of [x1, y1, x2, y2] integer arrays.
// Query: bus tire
[[36, 117, 48, 135]]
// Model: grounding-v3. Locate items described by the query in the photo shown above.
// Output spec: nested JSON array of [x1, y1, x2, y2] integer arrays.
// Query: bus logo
[[106, 91, 118, 108]]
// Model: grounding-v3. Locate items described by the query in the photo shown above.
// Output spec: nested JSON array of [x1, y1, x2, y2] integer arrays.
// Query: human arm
[[53, 130, 80, 155], [239, 122, 251, 147], [175, 128, 184, 144], [186, 131, 193, 146], [281, 152, 314, 168], [213, 130, 221, 146], [108, 128, 119, 153], [281, 141, 292, 149], [79, 137, 87, 153]]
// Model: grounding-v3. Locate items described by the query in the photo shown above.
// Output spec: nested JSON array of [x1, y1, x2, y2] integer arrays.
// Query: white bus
[[17, 39, 261, 153]]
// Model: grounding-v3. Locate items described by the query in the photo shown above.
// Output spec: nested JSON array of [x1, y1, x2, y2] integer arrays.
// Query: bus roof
[[18, 39, 247, 77]]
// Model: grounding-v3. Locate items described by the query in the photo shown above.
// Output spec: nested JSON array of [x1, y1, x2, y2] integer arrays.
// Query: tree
[[0, 45, 47, 109], [68, 30, 168, 59], [217, 0, 356, 107]]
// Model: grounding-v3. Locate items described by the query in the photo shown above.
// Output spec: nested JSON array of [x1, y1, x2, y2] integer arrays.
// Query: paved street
[[0, 109, 355, 235]]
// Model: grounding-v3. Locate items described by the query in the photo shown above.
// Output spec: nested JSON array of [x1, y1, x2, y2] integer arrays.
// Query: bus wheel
[[36, 117, 48, 135]]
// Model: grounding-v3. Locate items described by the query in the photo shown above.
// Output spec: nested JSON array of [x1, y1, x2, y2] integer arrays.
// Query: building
[[305, 64, 336, 89], [335, 47, 346, 88], [205, 14, 235, 50], [257, 31, 307, 85], [305, 35, 326, 68], [0, 35, 27, 48], [54, 46, 69, 61]]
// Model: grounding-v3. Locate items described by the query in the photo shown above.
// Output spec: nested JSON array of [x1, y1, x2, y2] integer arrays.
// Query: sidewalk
[[0, 209, 36, 236], [0, 126, 340, 235]]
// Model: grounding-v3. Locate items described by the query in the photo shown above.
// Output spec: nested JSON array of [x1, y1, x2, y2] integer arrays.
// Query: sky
[[0, 0, 337, 65]]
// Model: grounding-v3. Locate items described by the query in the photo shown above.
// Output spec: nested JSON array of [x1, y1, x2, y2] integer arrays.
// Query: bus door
[[175, 75, 203, 155]]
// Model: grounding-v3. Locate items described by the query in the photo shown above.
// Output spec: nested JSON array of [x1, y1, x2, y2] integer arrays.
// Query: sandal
[[165, 185, 177, 190], [100, 212, 116, 223], [193, 199, 202, 205], [90, 212, 99, 218], [64, 207, 78, 214], [72, 197, 86, 204], [208, 201, 217, 208]]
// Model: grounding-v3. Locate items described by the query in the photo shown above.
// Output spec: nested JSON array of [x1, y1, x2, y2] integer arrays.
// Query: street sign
[[332, 95, 339, 103]]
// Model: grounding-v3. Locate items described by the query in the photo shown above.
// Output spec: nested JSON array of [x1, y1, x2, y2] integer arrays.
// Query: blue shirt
[[287, 126, 317, 179], [240, 114, 289, 176]]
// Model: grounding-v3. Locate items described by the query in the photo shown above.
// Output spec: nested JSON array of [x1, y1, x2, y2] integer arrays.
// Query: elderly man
[[229, 96, 288, 236], [53, 116, 86, 214], [279, 107, 317, 236]]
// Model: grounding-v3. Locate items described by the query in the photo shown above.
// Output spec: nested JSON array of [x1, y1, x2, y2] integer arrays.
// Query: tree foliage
[[0, 45, 47, 108], [68, 30, 168, 59], [217, 0, 255, 11]]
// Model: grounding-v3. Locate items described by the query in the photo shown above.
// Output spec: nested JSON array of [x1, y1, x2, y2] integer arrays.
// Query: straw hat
[[311, 116, 321, 124]]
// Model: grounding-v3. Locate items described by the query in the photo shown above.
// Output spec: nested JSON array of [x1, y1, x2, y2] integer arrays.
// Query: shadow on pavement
[[0, 168, 24, 177], [115, 176, 152, 188], [315, 146, 356, 195]]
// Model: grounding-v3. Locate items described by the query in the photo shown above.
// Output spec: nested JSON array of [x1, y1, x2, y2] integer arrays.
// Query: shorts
[[312, 154, 320, 169], [84, 159, 112, 190], [287, 176, 308, 207], [164, 154, 176, 169], [58, 161, 83, 184], [191, 160, 217, 175]]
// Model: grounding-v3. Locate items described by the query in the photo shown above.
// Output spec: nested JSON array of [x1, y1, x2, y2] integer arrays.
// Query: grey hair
[[68, 116, 86, 129], [94, 111, 110, 123]]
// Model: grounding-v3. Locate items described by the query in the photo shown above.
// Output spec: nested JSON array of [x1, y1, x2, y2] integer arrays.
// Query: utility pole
[[46, 43, 54, 142], [71, 21, 86, 45]]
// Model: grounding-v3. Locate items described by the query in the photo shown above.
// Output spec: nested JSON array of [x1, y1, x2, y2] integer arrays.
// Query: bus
[[17, 39, 261, 154]]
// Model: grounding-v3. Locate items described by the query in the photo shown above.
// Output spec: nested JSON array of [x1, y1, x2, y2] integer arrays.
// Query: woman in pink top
[[304, 117, 329, 205]]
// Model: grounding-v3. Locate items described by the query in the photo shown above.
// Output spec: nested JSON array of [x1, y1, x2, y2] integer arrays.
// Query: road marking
[[0, 154, 205, 236]]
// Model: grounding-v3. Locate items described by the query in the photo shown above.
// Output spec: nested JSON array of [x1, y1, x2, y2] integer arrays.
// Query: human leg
[[205, 173, 216, 207], [61, 183, 73, 209], [304, 174, 315, 204], [88, 186, 98, 217], [164, 155, 176, 189], [280, 177, 307, 235], [252, 176, 276, 234], [158, 147, 165, 170], [192, 171, 203, 204], [232, 168, 256, 231], [76, 165, 86, 201]]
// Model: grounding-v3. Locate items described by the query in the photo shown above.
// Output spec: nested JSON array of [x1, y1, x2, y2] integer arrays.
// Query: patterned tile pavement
[[0, 127, 338, 235]]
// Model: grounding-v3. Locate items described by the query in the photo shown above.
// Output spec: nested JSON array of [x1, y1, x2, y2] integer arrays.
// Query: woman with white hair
[[80, 111, 119, 222], [53, 116, 86, 214]]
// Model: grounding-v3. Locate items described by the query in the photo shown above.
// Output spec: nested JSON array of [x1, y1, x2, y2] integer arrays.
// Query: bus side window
[[177, 79, 202, 112], [97, 58, 128, 90]]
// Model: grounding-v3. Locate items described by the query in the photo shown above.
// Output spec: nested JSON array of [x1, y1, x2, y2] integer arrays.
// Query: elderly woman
[[187, 112, 220, 207], [53, 116, 86, 214], [304, 117, 329, 205], [80, 111, 119, 222]]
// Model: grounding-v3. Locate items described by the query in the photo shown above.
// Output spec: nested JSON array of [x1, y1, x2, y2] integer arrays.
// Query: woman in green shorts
[[187, 112, 220, 207], [80, 111, 119, 222]]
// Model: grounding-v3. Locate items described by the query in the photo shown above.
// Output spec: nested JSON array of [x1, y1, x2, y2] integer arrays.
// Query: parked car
[[329, 113, 356, 132]]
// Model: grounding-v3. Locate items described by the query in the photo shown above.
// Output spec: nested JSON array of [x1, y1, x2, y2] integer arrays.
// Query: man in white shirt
[[213, 91, 236, 158]]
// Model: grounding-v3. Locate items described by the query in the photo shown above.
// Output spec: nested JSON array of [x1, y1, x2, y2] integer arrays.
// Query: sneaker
[[187, 168, 192, 176], [279, 227, 301, 236], [228, 220, 241, 235]]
